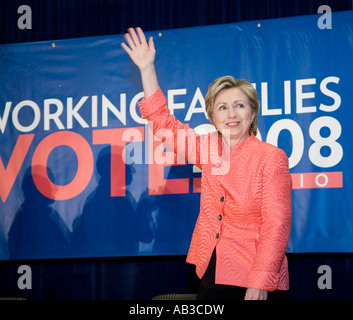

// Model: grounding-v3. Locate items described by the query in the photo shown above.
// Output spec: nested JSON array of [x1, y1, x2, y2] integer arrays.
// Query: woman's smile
[[212, 87, 255, 148]]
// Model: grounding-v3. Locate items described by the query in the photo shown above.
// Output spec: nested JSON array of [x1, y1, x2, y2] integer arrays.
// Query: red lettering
[[93, 127, 144, 196], [148, 139, 189, 195], [32, 131, 94, 200], [0, 134, 34, 202]]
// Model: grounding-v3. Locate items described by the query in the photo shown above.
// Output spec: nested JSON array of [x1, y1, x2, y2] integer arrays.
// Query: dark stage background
[[0, 0, 352, 300]]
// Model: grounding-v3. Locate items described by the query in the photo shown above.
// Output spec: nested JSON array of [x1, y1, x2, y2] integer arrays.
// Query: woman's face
[[212, 87, 255, 147]]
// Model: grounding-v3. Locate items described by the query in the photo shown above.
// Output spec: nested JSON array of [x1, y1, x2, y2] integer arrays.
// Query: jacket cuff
[[247, 270, 280, 292], [137, 87, 167, 119]]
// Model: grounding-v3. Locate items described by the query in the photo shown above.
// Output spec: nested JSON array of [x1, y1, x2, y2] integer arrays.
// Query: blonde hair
[[205, 76, 260, 135]]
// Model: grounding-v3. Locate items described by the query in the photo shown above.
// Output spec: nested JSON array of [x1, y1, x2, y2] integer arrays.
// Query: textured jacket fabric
[[138, 88, 292, 291]]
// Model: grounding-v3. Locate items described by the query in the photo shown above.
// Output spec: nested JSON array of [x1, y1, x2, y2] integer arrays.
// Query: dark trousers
[[197, 249, 290, 300]]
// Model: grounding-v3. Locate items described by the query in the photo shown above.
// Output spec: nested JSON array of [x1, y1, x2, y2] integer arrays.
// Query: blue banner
[[1, 11, 353, 259]]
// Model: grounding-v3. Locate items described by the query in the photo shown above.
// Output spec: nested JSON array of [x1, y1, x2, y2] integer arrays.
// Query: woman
[[121, 27, 292, 300]]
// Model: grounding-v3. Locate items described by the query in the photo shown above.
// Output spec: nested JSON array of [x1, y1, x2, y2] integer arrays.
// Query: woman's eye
[[237, 104, 244, 108], [219, 105, 226, 110]]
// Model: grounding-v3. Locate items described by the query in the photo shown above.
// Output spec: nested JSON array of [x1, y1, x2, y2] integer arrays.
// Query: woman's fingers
[[121, 27, 156, 73], [123, 32, 136, 49], [120, 41, 131, 54], [136, 27, 148, 46], [148, 36, 155, 51], [122, 27, 148, 52], [128, 27, 142, 47]]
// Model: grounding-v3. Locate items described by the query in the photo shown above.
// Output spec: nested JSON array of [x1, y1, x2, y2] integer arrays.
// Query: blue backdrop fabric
[[1, 11, 353, 260]]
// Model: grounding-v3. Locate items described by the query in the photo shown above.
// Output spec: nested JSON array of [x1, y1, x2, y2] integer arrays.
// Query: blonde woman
[[121, 27, 292, 300]]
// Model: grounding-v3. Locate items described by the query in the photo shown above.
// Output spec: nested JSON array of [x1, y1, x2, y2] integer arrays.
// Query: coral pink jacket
[[138, 88, 292, 291]]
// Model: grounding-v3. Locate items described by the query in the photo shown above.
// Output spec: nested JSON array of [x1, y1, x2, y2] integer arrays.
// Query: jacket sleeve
[[247, 149, 292, 291], [138, 87, 202, 168]]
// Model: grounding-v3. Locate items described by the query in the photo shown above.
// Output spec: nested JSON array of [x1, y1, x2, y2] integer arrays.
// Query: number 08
[[263, 116, 343, 169]]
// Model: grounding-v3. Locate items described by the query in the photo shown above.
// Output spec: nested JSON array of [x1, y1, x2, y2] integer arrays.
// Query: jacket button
[[220, 196, 224, 202], [217, 215, 222, 221], [216, 233, 220, 239]]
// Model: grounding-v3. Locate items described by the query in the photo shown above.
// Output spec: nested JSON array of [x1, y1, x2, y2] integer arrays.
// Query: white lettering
[[317, 5, 332, 30], [0, 76, 342, 137], [168, 88, 186, 115], [284, 80, 291, 114], [317, 265, 332, 289], [91, 95, 98, 127], [319, 76, 341, 112], [44, 99, 65, 131], [12, 100, 40, 132], [122, 128, 144, 164], [17, 5, 32, 30], [266, 119, 304, 169], [185, 87, 206, 121], [17, 265, 32, 290], [0, 102, 12, 133], [129, 91, 146, 124], [129, 304, 163, 317], [261, 82, 282, 116], [308, 116, 342, 168], [67, 96, 89, 129], [296, 78, 317, 113], [102, 94, 126, 126], [315, 173, 329, 187]]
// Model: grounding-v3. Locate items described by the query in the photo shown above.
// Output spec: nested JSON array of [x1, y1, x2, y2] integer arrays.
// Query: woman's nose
[[228, 107, 237, 118]]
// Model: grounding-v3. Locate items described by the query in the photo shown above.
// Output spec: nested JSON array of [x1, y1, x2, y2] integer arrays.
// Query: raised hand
[[121, 27, 159, 98], [121, 27, 156, 72]]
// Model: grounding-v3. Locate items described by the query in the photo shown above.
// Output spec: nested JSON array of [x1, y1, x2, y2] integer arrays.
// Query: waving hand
[[121, 27, 155, 71], [121, 27, 158, 98]]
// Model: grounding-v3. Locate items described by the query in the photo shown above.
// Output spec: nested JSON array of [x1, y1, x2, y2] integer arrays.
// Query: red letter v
[[0, 134, 34, 202]]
